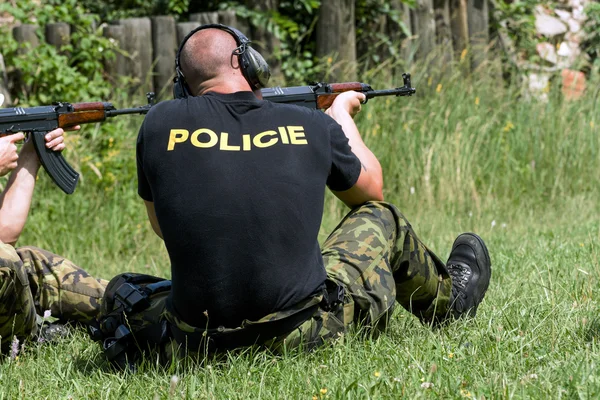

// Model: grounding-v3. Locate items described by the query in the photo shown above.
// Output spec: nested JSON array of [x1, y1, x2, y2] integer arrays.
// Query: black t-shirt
[[136, 91, 361, 328]]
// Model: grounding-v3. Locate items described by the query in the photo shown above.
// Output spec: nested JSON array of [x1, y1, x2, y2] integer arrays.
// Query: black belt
[[168, 297, 320, 351], [168, 279, 345, 352]]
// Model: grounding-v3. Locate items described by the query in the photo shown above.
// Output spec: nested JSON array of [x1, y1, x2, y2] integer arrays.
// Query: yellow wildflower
[[372, 123, 380, 136], [475, 97, 479, 106], [543, 82, 550, 93], [503, 121, 514, 132], [460, 49, 468, 62], [320, 388, 327, 395], [436, 84, 442, 93], [374, 371, 381, 377], [448, 352, 454, 358]]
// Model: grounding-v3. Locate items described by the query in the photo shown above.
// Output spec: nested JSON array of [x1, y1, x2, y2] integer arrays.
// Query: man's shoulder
[[265, 101, 334, 123], [144, 98, 185, 120]]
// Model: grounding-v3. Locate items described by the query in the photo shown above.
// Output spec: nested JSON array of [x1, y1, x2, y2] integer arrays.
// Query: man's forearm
[[326, 107, 383, 192], [0, 145, 41, 245], [329, 109, 382, 174]]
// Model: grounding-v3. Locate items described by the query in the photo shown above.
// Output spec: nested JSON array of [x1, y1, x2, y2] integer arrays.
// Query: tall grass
[[1, 55, 599, 398]]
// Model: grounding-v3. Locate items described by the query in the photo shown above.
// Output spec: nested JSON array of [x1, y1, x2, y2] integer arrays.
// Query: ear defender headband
[[173, 24, 271, 98]]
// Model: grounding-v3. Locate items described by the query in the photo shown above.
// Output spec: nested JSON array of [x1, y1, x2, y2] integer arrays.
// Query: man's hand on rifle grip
[[325, 91, 366, 119], [0, 133, 24, 176]]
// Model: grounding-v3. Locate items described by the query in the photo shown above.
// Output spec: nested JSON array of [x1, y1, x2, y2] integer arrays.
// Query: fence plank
[[102, 25, 128, 82], [117, 18, 154, 94], [411, 0, 436, 59], [316, 0, 357, 81], [151, 16, 177, 99], [218, 10, 250, 34], [13, 25, 39, 95], [45, 23, 71, 54], [13, 24, 40, 50], [0, 53, 11, 106], [245, 0, 283, 85], [450, 0, 469, 55], [399, 2, 414, 62], [434, 0, 453, 64], [467, 0, 489, 68], [189, 12, 218, 25], [176, 22, 201, 45]]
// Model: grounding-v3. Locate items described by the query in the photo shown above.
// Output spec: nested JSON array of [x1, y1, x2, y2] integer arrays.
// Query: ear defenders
[[173, 24, 271, 98]]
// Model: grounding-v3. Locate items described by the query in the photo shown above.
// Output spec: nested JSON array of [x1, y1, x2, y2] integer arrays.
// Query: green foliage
[[582, 2, 600, 72], [491, 0, 541, 63], [356, 0, 412, 68], [0, 0, 117, 105], [80, 0, 190, 21]]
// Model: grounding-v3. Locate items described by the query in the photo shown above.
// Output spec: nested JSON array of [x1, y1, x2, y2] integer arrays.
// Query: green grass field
[[1, 59, 599, 399]]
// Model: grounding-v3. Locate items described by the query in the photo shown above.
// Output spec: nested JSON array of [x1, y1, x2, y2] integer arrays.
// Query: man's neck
[[196, 78, 252, 96]]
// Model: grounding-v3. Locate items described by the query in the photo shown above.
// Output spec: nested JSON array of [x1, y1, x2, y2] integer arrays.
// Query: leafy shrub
[[80, 0, 190, 21], [0, 0, 117, 105], [581, 1, 600, 73]]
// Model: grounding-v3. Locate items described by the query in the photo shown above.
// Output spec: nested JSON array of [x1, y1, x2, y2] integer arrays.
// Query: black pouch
[[88, 273, 171, 370], [321, 279, 345, 312]]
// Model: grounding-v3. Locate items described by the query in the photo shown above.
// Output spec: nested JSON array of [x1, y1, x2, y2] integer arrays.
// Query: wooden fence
[[2, 2, 490, 102]]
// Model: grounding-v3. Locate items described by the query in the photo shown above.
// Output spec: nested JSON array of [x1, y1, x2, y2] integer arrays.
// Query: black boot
[[446, 233, 492, 318]]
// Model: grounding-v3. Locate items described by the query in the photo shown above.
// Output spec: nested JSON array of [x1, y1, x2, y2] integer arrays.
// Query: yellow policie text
[[167, 126, 308, 151]]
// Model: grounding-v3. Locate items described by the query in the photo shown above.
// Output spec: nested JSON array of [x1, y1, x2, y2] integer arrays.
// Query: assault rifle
[[0, 93, 155, 194], [261, 73, 416, 109]]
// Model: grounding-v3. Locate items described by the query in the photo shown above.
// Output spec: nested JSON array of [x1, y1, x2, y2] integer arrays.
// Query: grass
[[1, 57, 599, 398]]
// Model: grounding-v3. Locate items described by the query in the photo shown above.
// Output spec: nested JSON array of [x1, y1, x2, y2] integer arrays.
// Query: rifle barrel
[[366, 88, 416, 98], [105, 107, 151, 117]]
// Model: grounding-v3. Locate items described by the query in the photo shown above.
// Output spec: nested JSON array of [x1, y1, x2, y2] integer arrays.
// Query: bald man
[[94, 26, 491, 367], [0, 128, 106, 354]]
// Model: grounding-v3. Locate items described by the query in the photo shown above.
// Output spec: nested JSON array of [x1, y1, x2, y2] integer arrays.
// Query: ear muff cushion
[[242, 47, 271, 89]]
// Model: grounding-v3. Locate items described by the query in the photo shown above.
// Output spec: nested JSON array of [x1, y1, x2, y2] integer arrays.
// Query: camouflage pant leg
[[321, 201, 452, 327], [0, 242, 107, 353], [267, 201, 453, 353]]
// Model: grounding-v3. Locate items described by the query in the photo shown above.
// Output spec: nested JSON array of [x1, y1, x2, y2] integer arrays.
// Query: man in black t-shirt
[[96, 25, 491, 364]]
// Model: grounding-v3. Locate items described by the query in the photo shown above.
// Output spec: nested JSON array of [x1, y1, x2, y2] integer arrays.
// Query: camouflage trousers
[[0, 241, 107, 353], [104, 201, 452, 362], [266, 200, 453, 351]]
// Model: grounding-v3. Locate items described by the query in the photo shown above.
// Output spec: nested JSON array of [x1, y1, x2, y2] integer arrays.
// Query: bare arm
[[325, 91, 384, 208], [0, 129, 67, 245], [143, 200, 163, 239]]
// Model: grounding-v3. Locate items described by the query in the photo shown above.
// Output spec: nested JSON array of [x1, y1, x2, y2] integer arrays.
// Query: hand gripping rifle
[[260, 73, 416, 109], [0, 93, 156, 194]]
